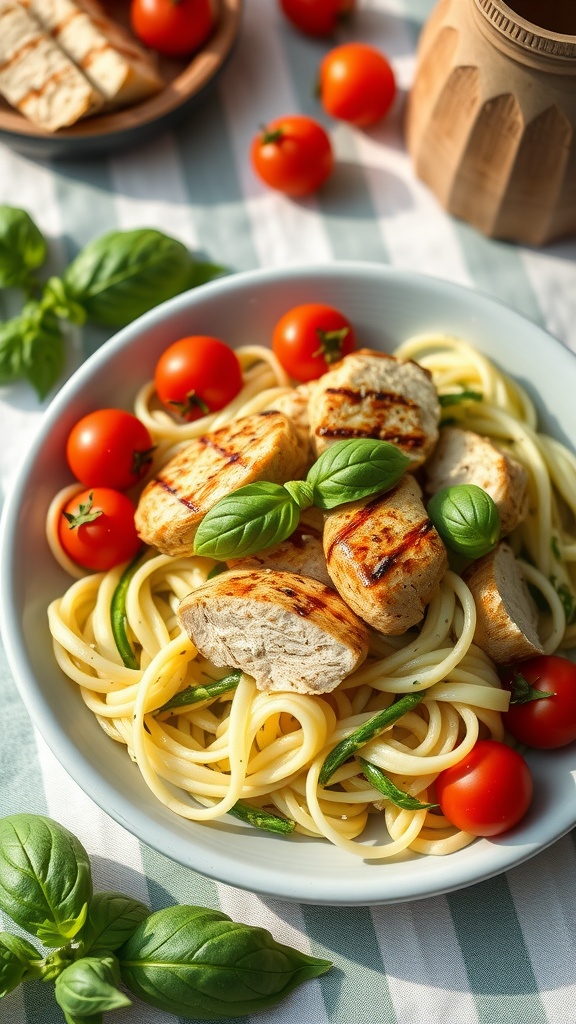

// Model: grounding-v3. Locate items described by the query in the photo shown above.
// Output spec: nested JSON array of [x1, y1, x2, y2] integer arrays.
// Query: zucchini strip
[[110, 551, 144, 670]]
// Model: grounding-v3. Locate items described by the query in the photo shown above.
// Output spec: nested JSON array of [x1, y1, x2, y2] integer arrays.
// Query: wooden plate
[[0, 0, 243, 159]]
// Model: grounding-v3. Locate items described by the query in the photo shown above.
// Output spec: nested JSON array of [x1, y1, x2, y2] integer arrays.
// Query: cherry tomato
[[272, 303, 356, 382], [279, 0, 355, 37], [435, 739, 533, 837], [319, 42, 396, 127], [58, 488, 141, 571], [500, 655, 576, 749], [251, 115, 333, 197], [154, 335, 243, 422], [130, 0, 216, 57], [66, 409, 154, 492]]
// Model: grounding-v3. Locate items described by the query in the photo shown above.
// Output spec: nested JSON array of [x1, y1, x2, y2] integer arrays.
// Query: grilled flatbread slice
[[20, 0, 163, 109], [0, 0, 104, 131]]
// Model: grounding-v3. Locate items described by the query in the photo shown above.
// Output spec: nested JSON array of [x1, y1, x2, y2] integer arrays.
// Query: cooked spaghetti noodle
[[47, 335, 576, 858]]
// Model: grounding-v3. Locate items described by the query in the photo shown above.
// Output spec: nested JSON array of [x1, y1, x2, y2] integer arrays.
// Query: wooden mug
[[405, 0, 576, 245]]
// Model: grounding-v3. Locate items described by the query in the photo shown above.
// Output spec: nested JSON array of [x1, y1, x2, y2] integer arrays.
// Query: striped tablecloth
[[1, 2, 576, 1022]]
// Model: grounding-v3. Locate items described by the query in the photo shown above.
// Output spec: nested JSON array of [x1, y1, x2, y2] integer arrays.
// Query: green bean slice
[[319, 692, 424, 786]]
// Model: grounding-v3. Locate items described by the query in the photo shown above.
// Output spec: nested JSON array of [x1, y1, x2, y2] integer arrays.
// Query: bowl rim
[[2, 261, 576, 906]]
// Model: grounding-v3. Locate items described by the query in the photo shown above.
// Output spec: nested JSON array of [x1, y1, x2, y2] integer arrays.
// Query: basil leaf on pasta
[[306, 438, 409, 510], [428, 484, 500, 559], [193, 482, 300, 560]]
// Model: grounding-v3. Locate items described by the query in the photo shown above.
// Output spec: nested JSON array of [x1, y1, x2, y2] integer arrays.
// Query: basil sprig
[[427, 483, 500, 560], [119, 904, 330, 1020], [194, 438, 409, 560], [0, 205, 224, 398], [0, 813, 332, 1020]]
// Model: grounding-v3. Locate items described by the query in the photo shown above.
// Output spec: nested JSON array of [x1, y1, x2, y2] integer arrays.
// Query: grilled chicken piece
[[21, 0, 163, 109], [463, 542, 544, 663], [135, 411, 308, 557], [423, 426, 529, 536], [177, 568, 370, 694], [0, 0, 103, 130], [266, 383, 314, 466], [228, 508, 332, 587], [323, 473, 448, 635], [308, 349, 440, 468]]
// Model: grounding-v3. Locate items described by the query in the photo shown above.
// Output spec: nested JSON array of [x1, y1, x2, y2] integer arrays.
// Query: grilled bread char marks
[[0, 0, 104, 130], [323, 473, 448, 635], [177, 568, 370, 694], [423, 426, 529, 536], [308, 349, 440, 468], [463, 542, 544, 663], [20, 0, 163, 109], [135, 411, 309, 557]]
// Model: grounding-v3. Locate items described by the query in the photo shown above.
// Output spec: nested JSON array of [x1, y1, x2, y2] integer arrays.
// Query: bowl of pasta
[[2, 262, 576, 906]]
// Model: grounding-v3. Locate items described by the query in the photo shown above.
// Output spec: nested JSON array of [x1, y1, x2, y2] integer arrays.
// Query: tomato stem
[[61, 492, 102, 529], [313, 326, 350, 364]]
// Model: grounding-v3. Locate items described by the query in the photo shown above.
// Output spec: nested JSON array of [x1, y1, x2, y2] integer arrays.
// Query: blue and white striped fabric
[[1, 2, 576, 1022]]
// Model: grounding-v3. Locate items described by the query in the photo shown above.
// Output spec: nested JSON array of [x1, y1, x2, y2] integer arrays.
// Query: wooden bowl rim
[[0, 0, 243, 142]]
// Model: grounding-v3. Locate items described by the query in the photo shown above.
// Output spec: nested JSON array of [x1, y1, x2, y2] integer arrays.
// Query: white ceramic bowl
[[2, 263, 576, 906]]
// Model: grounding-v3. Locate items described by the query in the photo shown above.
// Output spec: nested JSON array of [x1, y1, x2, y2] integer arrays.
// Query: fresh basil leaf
[[119, 905, 332, 1020], [0, 205, 46, 291], [60, 228, 205, 328], [55, 955, 131, 1017], [283, 478, 314, 510], [0, 932, 42, 996], [0, 814, 92, 946], [427, 484, 500, 559], [306, 438, 410, 510], [20, 303, 65, 399], [193, 482, 300, 560], [357, 757, 438, 810], [186, 261, 227, 288], [79, 892, 150, 955], [0, 316, 26, 383]]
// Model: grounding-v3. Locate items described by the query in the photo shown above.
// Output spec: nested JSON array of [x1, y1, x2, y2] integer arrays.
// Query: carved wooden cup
[[405, 0, 576, 245]]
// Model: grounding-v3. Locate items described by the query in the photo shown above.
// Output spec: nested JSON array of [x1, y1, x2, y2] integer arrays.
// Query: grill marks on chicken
[[135, 411, 309, 557], [308, 349, 440, 467], [177, 568, 370, 694], [323, 473, 448, 635]]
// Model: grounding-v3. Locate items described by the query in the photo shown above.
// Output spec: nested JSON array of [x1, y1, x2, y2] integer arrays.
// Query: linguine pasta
[[46, 335, 576, 859]]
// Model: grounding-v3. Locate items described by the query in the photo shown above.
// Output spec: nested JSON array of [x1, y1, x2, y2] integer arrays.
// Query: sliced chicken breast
[[135, 411, 309, 557], [463, 542, 544, 663], [423, 426, 529, 535], [323, 472, 448, 634], [266, 383, 314, 465], [308, 348, 440, 468], [177, 568, 370, 694], [228, 508, 332, 587]]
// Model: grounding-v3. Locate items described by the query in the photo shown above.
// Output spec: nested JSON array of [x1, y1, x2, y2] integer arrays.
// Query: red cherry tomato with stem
[[500, 654, 576, 749], [66, 408, 154, 491], [154, 335, 243, 422], [251, 115, 333, 197], [58, 488, 141, 572], [319, 42, 396, 127], [279, 0, 355, 37], [130, 0, 216, 57], [435, 739, 533, 837], [272, 303, 356, 382]]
